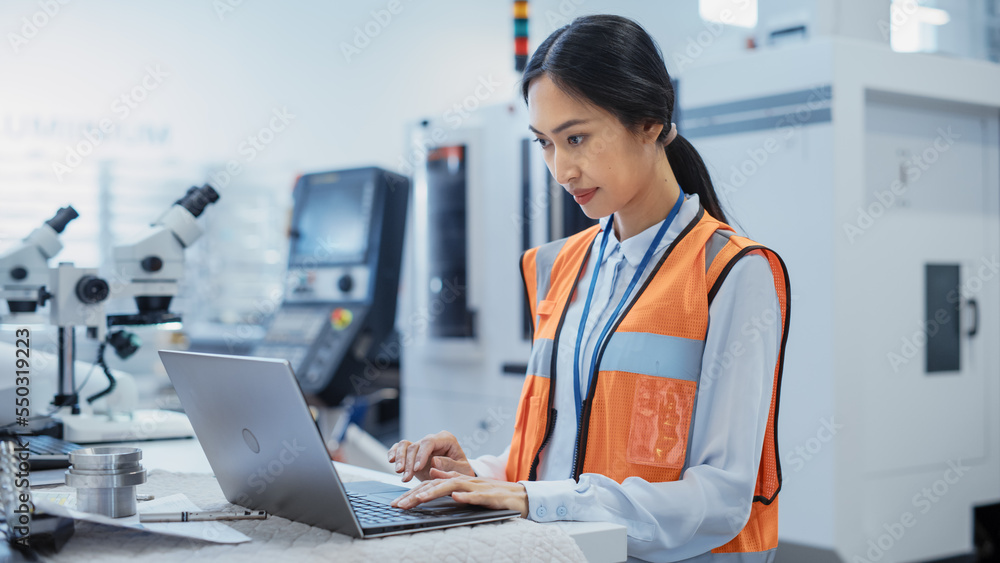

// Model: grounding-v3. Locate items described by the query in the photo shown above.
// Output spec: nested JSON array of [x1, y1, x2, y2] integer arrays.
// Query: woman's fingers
[[402, 441, 422, 482], [389, 433, 472, 481], [428, 466, 463, 479], [387, 440, 409, 466], [429, 456, 474, 476], [390, 475, 528, 517], [396, 478, 466, 509], [451, 487, 529, 517], [413, 438, 437, 473], [391, 478, 447, 508]]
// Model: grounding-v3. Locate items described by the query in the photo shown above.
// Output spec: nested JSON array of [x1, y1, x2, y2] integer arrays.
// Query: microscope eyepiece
[[175, 185, 220, 218], [45, 206, 80, 234]]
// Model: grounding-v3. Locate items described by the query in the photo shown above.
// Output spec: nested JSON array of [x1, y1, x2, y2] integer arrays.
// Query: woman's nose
[[552, 149, 579, 185]]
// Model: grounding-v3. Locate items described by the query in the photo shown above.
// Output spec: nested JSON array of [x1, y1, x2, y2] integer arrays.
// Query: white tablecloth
[[39, 470, 588, 563]]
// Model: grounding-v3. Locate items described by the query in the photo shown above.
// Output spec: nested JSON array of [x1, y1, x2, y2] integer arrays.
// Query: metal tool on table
[[64, 446, 147, 518]]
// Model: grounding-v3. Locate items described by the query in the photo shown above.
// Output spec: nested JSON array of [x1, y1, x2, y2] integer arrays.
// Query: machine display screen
[[291, 175, 374, 265]]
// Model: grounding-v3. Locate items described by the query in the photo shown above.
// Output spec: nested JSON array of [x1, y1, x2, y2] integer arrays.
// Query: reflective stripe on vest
[[509, 205, 791, 557], [704, 229, 735, 274], [601, 332, 702, 381], [662, 547, 776, 563], [526, 337, 554, 379]]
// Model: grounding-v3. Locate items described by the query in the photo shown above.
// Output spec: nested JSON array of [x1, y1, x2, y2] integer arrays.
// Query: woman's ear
[[640, 120, 665, 144]]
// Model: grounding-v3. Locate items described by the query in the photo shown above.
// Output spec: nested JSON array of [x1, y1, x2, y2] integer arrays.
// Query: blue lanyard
[[572, 192, 685, 425]]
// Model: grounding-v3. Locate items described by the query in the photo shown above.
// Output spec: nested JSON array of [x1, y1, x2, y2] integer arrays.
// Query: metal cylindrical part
[[76, 487, 140, 519], [65, 447, 146, 518]]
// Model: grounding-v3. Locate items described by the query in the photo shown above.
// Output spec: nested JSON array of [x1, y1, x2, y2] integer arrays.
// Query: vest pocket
[[535, 300, 556, 334], [626, 375, 696, 469], [537, 299, 555, 316], [528, 396, 547, 447]]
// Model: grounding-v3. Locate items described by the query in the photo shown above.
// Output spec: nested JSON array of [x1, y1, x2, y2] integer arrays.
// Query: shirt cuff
[[520, 479, 579, 521], [467, 458, 490, 479]]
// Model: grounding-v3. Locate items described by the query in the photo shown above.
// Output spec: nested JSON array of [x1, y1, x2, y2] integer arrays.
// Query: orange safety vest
[[507, 205, 790, 558]]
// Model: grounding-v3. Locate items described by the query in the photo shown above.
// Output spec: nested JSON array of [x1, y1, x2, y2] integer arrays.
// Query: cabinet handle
[[967, 299, 979, 337]]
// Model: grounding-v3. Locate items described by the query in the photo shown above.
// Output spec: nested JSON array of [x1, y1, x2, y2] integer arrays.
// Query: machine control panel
[[255, 303, 368, 395], [252, 167, 408, 405], [285, 266, 371, 303]]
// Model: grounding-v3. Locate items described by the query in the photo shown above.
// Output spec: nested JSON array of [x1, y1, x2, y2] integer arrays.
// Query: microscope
[[45, 184, 220, 443], [109, 185, 219, 327], [0, 206, 78, 317], [0, 186, 220, 443]]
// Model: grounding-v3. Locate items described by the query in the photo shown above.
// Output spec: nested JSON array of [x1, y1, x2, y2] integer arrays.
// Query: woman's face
[[527, 74, 664, 220]]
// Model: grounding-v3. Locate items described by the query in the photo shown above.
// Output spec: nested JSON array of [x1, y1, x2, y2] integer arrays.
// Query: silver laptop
[[158, 350, 520, 538]]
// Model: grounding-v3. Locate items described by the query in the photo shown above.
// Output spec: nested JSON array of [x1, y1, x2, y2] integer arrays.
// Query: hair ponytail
[[521, 14, 730, 225], [666, 134, 728, 224]]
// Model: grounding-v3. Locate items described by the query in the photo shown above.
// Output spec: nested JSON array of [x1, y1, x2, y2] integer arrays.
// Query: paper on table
[[32, 492, 251, 544]]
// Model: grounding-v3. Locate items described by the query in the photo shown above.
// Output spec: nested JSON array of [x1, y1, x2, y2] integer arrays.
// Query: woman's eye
[[568, 135, 584, 146], [532, 138, 549, 148]]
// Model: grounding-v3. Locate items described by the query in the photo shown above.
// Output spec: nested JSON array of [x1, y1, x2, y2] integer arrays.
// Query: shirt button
[[556, 506, 568, 518], [535, 506, 547, 518]]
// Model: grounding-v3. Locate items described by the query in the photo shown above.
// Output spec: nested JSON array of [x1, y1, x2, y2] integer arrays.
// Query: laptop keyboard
[[346, 492, 439, 525], [28, 435, 82, 455], [22, 435, 84, 470]]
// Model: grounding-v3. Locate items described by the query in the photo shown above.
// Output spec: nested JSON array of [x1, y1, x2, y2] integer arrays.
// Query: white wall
[[0, 1, 760, 179], [0, 1, 763, 329]]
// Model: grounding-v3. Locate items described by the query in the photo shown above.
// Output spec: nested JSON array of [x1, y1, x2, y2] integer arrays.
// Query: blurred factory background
[[2, 1, 1000, 561]]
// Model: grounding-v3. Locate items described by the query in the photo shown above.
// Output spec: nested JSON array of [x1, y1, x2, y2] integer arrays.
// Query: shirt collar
[[597, 193, 700, 267]]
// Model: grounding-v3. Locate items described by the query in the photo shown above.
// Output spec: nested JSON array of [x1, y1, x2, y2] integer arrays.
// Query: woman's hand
[[391, 468, 528, 517], [387, 431, 475, 482]]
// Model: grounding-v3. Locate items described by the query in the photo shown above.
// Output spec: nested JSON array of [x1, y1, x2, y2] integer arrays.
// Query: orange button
[[331, 308, 353, 330]]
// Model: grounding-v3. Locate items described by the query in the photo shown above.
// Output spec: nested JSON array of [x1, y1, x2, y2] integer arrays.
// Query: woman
[[389, 14, 790, 562]]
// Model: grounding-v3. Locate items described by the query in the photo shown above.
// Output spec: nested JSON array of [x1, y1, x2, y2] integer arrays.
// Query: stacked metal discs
[[65, 447, 146, 518]]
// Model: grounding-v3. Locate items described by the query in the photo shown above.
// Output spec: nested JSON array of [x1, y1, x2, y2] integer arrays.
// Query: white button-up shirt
[[470, 193, 781, 562]]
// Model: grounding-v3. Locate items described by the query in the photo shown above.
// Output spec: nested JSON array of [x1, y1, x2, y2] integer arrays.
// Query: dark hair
[[520, 14, 728, 224]]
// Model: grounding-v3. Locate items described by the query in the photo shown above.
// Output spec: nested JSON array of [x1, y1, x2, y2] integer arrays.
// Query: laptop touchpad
[[365, 491, 464, 510], [365, 492, 408, 504]]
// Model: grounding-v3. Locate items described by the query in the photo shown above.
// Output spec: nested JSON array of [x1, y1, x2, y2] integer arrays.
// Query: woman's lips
[[573, 188, 597, 205]]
